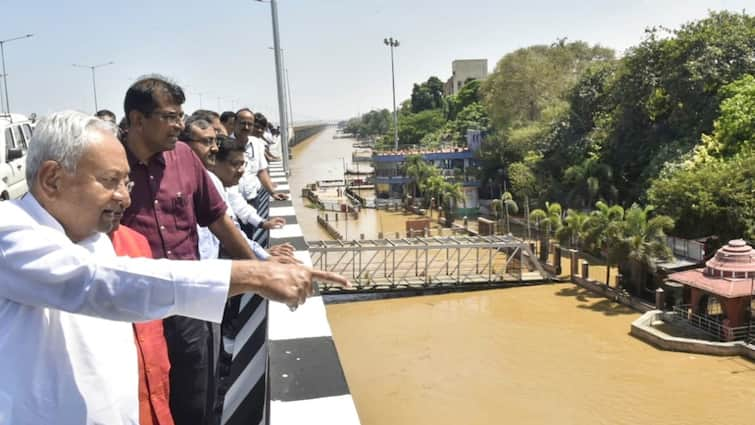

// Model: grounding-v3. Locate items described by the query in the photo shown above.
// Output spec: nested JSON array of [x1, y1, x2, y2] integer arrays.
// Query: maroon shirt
[[121, 142, 226, 260]]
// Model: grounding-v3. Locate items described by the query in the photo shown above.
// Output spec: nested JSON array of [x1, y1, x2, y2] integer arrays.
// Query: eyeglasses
[[151, 111, 184, 125], [192, 137, 217, 147], [97, 175, 135, 194]]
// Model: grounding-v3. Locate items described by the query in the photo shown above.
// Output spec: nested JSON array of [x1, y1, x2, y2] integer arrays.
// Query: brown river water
[[289, 128, 755, 425]]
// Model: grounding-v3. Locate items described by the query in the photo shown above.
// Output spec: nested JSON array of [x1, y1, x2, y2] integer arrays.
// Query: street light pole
[[258, 0, 290, 173], [285, 68, 294, 127], [0, 73, 5, 114], [0, 33, 34, 114], [73, 61, 114, 112], [384, 37, 400, 151], [269, 46, 294, 128]]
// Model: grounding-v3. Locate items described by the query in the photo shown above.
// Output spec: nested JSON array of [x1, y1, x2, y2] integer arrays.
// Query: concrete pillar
[[581, 260, 589, 279], [539, 239, 549, 263], [655, 288, 665, 310], [395, 232, 400, 239], [325, 213, 328, 222], [360, 233, 365, 240], [554, 245, 562, 275], [378, 232, 384, 239], [570, 250, 578, 279]]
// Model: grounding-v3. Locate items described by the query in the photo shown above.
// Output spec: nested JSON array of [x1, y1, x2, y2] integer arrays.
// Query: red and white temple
[[668, 239, 755, 332]]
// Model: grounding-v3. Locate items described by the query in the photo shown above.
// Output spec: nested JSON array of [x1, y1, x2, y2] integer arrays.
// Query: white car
[[0, 113, 34, 200]]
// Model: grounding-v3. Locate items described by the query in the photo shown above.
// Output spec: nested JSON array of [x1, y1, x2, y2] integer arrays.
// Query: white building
[[444, 59, 488, 96]]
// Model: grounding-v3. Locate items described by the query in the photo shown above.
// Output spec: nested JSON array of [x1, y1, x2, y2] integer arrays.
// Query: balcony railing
[[670, 304, 753, 341]]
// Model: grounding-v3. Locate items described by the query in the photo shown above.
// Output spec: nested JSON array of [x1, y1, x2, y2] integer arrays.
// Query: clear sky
[[0, 0, 751, 124]]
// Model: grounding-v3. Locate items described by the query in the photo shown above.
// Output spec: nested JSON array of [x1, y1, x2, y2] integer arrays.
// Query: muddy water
[[289, 129, 755, 425], [328, 285, 755, 425], [288, 127, 440, 241]]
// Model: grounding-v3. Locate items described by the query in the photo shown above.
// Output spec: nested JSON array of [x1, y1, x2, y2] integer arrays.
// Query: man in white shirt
[[234, 109, 286, 203], [180, 117, 290, 260], [0, 110, 347, 425]]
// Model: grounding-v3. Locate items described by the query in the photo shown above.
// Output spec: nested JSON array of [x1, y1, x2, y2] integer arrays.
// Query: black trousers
[[163, 316, 220, 425]]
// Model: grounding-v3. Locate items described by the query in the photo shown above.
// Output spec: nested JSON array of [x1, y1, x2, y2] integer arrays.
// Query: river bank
[[289, 126, 755, 425]]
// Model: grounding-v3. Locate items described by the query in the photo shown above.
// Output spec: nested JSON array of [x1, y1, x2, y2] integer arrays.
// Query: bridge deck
[[309, 236, 550, 294]]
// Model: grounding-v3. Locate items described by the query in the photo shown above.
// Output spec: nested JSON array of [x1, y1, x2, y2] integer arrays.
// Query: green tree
[[491, 191, 519, 235], [609, 204, 674, 296], [439, 181, 465, 227], [648, 74, 755, 240], [447, 80, 482, 120], [529, 202, 563, 260], [557, 209, 590, 250], [584, 201, 625, 285], [397, 109, 446, 146], [402, 155, 439, 202], [599, 11, 755, 201], [647, 149, 755, 240], [410, 76, 446, 113], [422, 174, 447, 216], [562, 155, 617, 208], [482, 40, 614, 129]]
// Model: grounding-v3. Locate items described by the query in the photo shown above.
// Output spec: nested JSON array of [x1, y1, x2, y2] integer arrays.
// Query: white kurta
[[0, 195, 232, 425], [238, 136, 269, 201], [198, 171, 270, 260]]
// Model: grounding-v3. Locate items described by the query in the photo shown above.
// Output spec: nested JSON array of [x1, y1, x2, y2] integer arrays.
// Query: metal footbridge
[[308, 235, 550, 294]]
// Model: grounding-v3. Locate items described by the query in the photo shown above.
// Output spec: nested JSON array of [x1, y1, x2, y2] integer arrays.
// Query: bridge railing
[[308, 236, 549, 292]]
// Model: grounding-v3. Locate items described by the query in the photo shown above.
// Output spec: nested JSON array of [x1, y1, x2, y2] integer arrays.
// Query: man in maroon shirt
[[120, 75, 259, 425]]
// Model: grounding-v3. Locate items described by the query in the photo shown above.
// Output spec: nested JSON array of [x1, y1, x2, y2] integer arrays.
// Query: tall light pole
[[0, 73, 6, 114], [384, 37, 400, 151], [73, 61, 114, 112], [285, 67, 294, 127], [1, 33, 34, 114], [258, 0, 290, 173], [268, 46, 293, 127]]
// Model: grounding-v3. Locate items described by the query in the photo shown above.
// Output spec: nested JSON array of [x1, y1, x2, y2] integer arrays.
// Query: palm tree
[[610, 204, 674, 296], [491, 191, 519, 235], [584, 201, 625, 286], [557, 209, 590, 250], [439, 181, 464, 227], [563, 156, 617, 209], [423, 175, 446, 217], [529, 202, 563, 261], [402, 154, 437, 203]]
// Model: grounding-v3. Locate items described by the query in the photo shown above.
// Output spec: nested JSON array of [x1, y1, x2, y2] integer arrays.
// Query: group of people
[[0, 74, 348, 425]]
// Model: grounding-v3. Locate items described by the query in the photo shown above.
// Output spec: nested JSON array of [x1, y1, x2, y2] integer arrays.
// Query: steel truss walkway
[[308, 235, 550, 293]]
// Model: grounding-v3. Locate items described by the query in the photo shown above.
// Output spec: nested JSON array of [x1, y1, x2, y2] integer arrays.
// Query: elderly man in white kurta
[[0, 111, 346, 425]]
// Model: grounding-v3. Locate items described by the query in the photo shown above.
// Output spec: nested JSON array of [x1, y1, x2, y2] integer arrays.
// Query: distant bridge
[[291, 122, 330, 146], [308, 235, 550, 294]]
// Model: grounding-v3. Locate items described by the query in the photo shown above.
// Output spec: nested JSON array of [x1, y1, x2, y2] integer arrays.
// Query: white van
[[0, 113, 34, 200]]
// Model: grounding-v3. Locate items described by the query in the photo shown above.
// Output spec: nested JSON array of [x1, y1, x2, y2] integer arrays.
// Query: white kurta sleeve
[[0, 202, 231, 323], [227, 185, 264, 226]]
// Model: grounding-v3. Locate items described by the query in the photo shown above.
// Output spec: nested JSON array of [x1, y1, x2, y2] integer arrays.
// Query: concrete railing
[[291, 124, 329, 147], [223, 158, 360, 424]]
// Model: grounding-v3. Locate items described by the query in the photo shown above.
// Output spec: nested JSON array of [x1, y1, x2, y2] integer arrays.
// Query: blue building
[[373, 130, 482, 215]]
